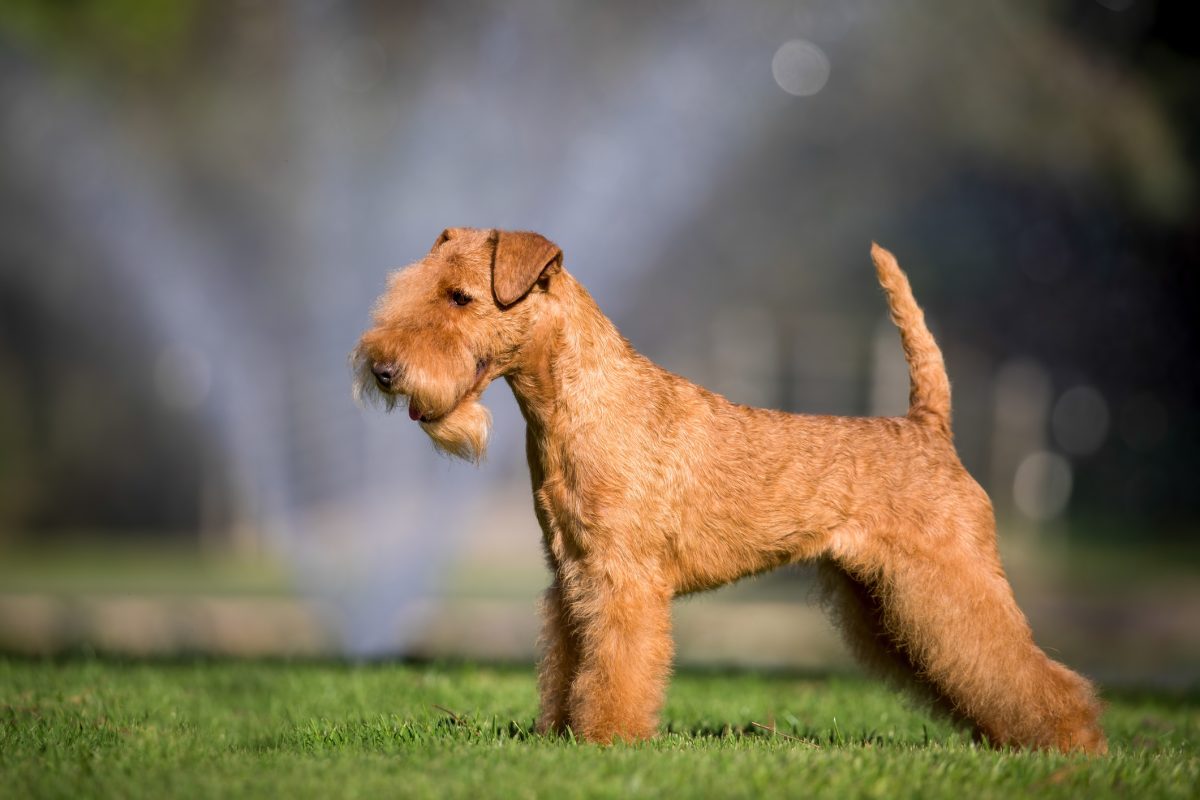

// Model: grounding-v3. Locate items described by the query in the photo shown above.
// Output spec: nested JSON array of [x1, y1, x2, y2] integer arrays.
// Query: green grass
[[1, 657, 1196, 799], [0, 544, 289, 595]]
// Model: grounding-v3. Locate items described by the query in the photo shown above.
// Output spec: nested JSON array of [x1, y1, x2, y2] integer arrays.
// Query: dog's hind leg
[[817, 558, 978, 733], [830, 516, 1106, 753]]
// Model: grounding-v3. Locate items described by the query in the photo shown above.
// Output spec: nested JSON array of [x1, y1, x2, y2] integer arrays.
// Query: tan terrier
[[353, 228, 1106, 753]]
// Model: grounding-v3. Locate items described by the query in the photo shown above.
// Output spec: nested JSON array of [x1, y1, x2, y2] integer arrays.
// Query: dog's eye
[[449, 289, 473, 307]]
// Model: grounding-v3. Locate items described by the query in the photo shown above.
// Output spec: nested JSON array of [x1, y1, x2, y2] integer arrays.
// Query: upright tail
[[870, 243, 952, 435]]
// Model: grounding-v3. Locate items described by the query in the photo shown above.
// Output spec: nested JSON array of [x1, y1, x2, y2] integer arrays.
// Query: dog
[[353, 227, 1106, 753]]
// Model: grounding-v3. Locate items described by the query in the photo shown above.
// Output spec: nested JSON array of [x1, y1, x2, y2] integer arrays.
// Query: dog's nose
[[371, 362, 396, 388]]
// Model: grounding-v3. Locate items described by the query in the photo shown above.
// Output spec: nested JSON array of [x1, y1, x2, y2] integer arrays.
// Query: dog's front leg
[[535, 584, 579, 735], [565, 566, 673, 743]]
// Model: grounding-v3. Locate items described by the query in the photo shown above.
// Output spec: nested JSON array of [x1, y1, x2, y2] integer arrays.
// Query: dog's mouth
[[409, 358, 491, 424]]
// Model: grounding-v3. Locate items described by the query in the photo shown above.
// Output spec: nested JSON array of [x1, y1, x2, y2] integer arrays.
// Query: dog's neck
[[505, 271, 642, 440]]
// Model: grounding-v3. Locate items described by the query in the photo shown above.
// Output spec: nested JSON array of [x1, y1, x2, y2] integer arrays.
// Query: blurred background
[[0, 0, 1196, 685]]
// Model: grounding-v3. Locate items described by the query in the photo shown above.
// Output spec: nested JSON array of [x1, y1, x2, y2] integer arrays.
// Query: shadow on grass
[[0, 647, 845, 681]]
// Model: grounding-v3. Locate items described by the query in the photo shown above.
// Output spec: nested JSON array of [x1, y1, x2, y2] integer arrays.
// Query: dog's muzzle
[[371, 362, 396, 390]]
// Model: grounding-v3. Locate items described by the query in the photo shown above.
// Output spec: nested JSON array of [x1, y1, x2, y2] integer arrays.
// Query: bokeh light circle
[[772, 40, 831, 97], [1013, 451, 1074, 521]]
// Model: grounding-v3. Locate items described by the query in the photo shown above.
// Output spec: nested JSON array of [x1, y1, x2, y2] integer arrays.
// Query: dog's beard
[[351, 350, 491, 462], [420, 398, 491, 462]]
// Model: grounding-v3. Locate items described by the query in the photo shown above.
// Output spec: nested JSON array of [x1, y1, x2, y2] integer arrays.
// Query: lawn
[[1, 657, 1195, 799]]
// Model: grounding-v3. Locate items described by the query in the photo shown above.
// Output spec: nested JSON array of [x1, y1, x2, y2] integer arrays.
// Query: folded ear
[[431, 227, 470, 252], [492, 230, 563, 306]]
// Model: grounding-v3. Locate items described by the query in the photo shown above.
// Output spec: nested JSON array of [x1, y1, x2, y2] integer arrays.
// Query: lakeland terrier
[[353, 227, 1106, 753]]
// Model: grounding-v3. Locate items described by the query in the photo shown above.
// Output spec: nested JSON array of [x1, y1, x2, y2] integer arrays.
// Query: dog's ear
[[492, 230, 563, 306], [431, 227, 470, 252]]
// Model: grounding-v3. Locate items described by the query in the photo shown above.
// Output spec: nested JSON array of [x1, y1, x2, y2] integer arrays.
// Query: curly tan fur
[[353, 228, 1106, 753]]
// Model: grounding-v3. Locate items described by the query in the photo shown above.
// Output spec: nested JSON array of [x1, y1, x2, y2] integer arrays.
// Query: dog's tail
[[871, 243, 952, 436]]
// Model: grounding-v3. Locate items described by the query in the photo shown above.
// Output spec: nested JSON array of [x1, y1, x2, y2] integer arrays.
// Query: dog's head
[[352, 227, 563, 461]]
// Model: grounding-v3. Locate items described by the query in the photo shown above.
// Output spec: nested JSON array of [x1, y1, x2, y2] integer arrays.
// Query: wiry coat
[[354, 228, 1106, 753]]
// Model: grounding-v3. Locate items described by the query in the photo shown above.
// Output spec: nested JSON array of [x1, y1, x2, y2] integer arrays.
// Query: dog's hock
[[492, 230, 563, 306]]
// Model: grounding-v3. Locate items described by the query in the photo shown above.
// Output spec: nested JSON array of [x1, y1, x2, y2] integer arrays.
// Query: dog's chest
[[528, 431, 657, 560]]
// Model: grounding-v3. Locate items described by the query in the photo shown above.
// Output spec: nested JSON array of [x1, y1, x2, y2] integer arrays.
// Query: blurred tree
[[0, 0, 199, 79]]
